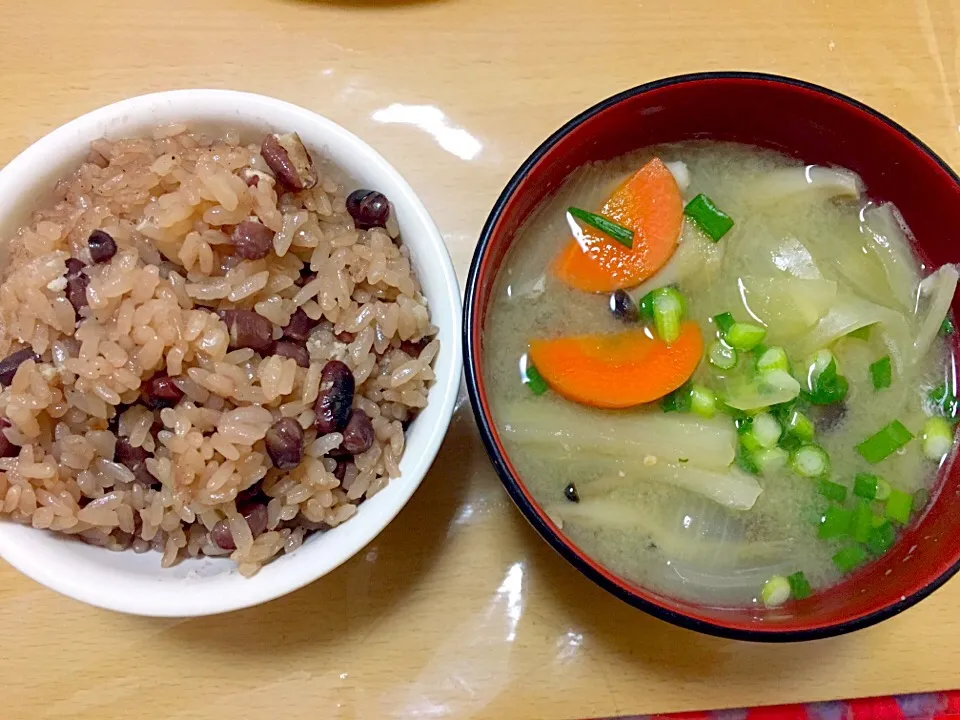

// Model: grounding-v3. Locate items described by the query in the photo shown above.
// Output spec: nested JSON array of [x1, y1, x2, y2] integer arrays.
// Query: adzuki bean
[[141, 374, 184, 410], [88, 229, 117, 264], [282, 307, 317, 343], [340, 409, 374, 455], [210, 502, 268, 551], [0, 348, 39, 386], [218, 309, 275, 354], [231, 219, 275, 260], [272, 340, 310, 368], [260, 133, 318, 191], [315, 360, 355, 434], [265, 417, 305, 470]]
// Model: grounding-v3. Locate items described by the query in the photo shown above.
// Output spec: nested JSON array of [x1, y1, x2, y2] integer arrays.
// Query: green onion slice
[[684, 193, 734, 242], [853, 473, 881, 500], [805, 354, 848, 406], [524, 363, 548, 396], [922, 416, 954, 461], [713, 312, 736, 335], [818, 506, 853, 539], [869, 356, 892, 390], [726, 322, 767, 352], [651, 287, 686, 344], [866, 521, 896, 555], [567, 207, 634, 249], [689, 384, 717, 419], [885, 488, 913, 525], [928, 383, 959, 419], [760, 575, 791, 607], [833, 546, 868, 573], [856, 420, 914, 463], [787, 571, 813, 600], [791, 444, 830, 478], [818, 479, 847, 502], [661, 382, 693, 413], [940, 317, 955, 337], [708, 340, 738, 370]]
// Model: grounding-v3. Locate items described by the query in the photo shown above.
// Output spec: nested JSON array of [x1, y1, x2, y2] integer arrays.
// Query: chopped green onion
[[848, 325, 872, 341], [885, 488, 913, 525], [661, 383, 692, 413], [786, 409, 815, 442], [792, 444, 830, 478], [853, 473, 881, 500], [708, 340, 738, 370], [757, 346, 789, 374], [760, 574, 791, 607], [787, 571, 813, 600], [866, 521, 896, 555], [651, 287, 686, 344], [735, 442, 760, 475], [869, 356, 892, 390], [809, 349, 834, 380], [568, 207, 633, 248], [856, 420, 914, 463], [755, 447, 789, 474], [690, 384, 717, 419], [725, 323, 767, 351], [940, 317, 955, 337], [804, 353, 848, 406], [750, 412, 782, 449], [832, 546, 868, 573], [818, 479, 848, 503], [818, 506, 853, 539], [875, 477, 892, 501], [524, 363, 548, 395], [922, 416, 954, 461], [713, 312, 736, 335], [637, 291, 655, 321], [928, 383, 958, 419], [684, 193, 735, 242], [852, 502, 874, 543]]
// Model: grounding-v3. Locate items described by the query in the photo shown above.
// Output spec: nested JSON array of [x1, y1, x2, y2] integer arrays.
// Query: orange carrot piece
[[553, 158, 683, 293], [528, 321, 703, 409]]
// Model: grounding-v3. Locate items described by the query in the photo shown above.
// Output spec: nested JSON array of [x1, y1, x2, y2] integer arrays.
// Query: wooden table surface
[[2, 0, 959, 718]]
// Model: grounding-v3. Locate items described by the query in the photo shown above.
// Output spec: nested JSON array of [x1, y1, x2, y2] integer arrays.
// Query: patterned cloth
[[619, 691, 960, 720]]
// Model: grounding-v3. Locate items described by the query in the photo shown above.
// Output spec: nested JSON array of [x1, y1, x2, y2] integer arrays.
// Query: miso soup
[[483, 142, 958, 607]]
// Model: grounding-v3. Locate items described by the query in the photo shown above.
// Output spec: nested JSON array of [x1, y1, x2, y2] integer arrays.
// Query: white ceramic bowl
[[0, 90, 462, 616]]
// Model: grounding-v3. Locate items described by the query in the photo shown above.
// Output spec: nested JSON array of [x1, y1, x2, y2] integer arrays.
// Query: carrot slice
[[528, 321, 703, 409], [553, 158, 683, 293]]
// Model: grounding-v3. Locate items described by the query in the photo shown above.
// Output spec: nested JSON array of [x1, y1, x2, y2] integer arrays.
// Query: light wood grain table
[[1, 1, 959, 718]]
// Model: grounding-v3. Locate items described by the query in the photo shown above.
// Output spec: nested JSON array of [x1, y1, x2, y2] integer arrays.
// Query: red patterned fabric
[[607, 690, 960, 720]]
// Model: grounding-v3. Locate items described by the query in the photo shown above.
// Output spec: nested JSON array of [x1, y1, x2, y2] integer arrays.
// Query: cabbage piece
[[861, 203, 922, 313], [628, 230, 719, 300], [738, 274, 838, 341], [545, 498, 791, 566], [499, 399, 736, 470], [571, 458, 762, 510], [665, 160, 691, 192], [749, 165, 861, 204], [722, 369, 802, 411], [769, 236, 823, 279], [913, 264, 959, 363], [795, 293, 912, 371]]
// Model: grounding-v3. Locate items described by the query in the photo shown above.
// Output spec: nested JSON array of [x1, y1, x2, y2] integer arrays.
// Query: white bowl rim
[[0, 89, 462, 616]]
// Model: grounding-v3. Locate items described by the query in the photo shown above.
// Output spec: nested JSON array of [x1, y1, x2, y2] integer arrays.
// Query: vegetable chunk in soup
[[483, 142, 958, 608]]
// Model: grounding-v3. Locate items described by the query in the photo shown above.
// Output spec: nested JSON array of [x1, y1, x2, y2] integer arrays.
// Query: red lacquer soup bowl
[[463, 72, 960, 641]]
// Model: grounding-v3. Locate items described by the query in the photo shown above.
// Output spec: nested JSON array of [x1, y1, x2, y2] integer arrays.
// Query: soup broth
[[483, 142, 957, 607]]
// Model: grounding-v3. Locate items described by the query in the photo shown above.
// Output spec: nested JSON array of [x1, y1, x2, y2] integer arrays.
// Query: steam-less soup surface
[[483, 142, 958, 607]]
